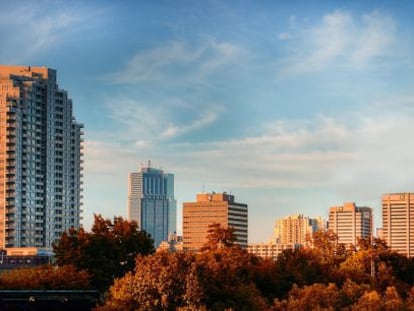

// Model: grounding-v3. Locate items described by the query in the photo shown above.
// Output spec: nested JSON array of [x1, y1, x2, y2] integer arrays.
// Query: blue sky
[[1, 0, 414, 242]]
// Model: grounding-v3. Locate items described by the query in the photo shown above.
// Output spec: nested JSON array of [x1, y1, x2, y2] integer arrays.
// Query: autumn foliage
[[0, 265, 91, 289], [53, 214, 155, 291], [96, 227, 414, 310]]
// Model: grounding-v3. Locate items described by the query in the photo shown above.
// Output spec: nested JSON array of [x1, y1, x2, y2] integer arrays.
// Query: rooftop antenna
[[148, 160, 151, 169], [202, 183, 206, 193]]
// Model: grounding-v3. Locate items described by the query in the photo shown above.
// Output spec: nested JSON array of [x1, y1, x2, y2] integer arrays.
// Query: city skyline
[[1, 1, 414, 242]]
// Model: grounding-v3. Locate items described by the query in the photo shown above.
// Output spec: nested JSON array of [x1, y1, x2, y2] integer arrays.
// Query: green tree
[[53, 214, 154, 291]]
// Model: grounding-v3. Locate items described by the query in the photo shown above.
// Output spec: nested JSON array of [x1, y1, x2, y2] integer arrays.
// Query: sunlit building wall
[[328, 202, 372, 246], [0, 65, 83, 249], [382, 193, 414, 257], [247, 242, 294, 261], [183, 192, 248, 252], [127, 161, 176, 248], [273, 214, 324, 245]]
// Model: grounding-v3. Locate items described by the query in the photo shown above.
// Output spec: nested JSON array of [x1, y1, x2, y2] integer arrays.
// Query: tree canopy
[[53, 214, 154, 291]]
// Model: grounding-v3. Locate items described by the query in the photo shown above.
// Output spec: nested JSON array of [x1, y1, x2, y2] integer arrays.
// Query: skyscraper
[[273, 214, 325, 246], [382, 193, 414, 257], [0, 65, 83, 249], [127, 161, 176, 247], [183, 192, 248, 252], [328, 202, 372, 246]]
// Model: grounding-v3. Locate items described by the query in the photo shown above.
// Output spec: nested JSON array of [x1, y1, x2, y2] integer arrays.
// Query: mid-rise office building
[[382, 193, 414, 257], [127, 161, 176, 247], [247, 242, 294, 260], [328, 202, 372, 246], [273, 214, 324, 246], [183, 192, 248, 252], [0, 65, 83, 249]]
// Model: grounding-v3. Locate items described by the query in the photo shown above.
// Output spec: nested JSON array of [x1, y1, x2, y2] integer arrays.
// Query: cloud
[[104, 95, 223, 142], [88, 93, 414, 195], [0, 3, 103, 62], [278, 10, 397, 75], [109, 39, 243, 84]]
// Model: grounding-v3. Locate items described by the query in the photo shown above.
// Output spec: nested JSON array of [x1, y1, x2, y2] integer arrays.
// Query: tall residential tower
[[127, 161, 176, 247], [0, 65, 83, 249], [273, 214, 325, 246], [382, 193, 414, 257]]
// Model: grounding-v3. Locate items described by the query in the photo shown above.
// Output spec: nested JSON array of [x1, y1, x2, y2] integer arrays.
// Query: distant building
[[247, 242, 294, 261], [273, 214, 325, 246], [376, 228, 383, 240], [183, 192, 248, 252], [127, 161, 176, 248], [382, 193, 414, 257], [328, 202, 372, 246], [157, 233, 183, 253], [0, 65, 83, 249]]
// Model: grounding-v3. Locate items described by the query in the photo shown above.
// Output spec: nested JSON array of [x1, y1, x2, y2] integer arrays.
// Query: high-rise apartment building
[[127, 161, 176, 247], [0, 65, 83, 249], [328, 202, 372, 246], [183, 192, 248, 252], [382, 193, 414, 257], [273, 214, 324, 245]]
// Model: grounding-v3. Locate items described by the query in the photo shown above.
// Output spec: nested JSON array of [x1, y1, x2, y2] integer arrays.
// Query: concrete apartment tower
[[0, 65, 83, 249], [183, 192, 248, 252], [273, 214, 325, 245], [382, 193, 414, 257], [328, 202, 372, 246], [127, 161, 176, 248]]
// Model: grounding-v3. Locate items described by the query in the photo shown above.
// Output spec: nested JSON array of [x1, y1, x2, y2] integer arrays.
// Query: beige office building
[[382, 193, 414, 257], [183, 192, 248, 252], [273, 214, 325, 246], [328, 202, 372, 246]]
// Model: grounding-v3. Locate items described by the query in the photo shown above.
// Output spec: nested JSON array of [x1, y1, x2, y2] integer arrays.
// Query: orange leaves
[[0, 265, 91, 290]]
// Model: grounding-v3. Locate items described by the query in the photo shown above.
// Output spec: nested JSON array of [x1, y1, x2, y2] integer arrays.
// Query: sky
[[1, 0, 414, 242]]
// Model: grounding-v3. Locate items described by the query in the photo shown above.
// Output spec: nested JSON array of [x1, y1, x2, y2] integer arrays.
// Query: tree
[[351, 290, 381, 311], [53, 214, 154, 291], [200, 223, 237, 252], [98, 247, 268, 311], [0, 265, 91, 289], [272, 248, 327, 298], [277, 283, 339, 310], [96, 252, 200, 311]]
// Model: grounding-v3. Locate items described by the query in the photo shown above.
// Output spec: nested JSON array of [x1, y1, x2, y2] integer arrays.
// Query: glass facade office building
[[127, 162, 176, 247]]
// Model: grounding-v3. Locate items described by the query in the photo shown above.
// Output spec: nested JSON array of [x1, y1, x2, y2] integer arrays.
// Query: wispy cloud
[[104, 95, 223, 142], [109, 38, 244, 84], [85, 93, 414, 197], [0, 3, 104, 62], [278, 10, 397, 75]]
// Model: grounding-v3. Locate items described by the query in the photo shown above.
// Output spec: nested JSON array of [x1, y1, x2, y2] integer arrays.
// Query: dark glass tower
[[128, 161, 176, 247]]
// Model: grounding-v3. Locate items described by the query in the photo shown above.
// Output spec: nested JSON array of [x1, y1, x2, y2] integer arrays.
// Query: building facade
[[247, 242, 294, 261], [0, 65, 83, 249], [273, 214, 324, 246], [127, 161, 176, 247], [183, 192, 248, 252], [382, 193, 414, 257], [328, 202, 372, 246]]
